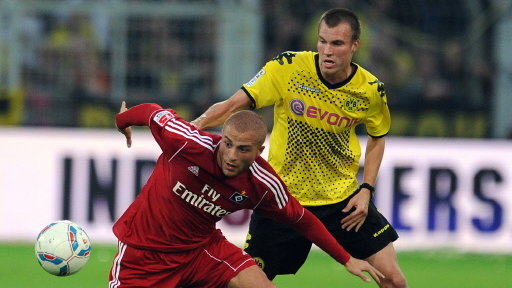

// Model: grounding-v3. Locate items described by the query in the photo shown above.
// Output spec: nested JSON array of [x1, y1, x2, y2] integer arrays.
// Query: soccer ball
[[34, 220, 92, 276]]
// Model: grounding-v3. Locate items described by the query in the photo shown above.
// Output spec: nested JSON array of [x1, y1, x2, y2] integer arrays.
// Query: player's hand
[[340, 189, 371, 232], [117, 101, 132, 148], [344, 257, 384, 283]]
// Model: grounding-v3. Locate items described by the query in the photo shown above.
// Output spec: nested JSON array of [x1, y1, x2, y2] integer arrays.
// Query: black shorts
[[244, 194, 399, 278]]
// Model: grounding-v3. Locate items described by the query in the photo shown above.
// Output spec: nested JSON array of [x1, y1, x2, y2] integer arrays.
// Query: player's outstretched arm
[[344, 256, 384, 284], [116, 101, 133, 148], [191, 89, 252, 129], [115, 101, 163, 148], [280, 201, 384, 283]]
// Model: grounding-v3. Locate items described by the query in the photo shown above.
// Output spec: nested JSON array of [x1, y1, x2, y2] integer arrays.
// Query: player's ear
[[257, 145, 265, 156], [351, 39, 360, 53]]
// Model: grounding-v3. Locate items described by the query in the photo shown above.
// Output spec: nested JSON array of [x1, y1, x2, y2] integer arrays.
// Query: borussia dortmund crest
[[343, 97, 358, 112]]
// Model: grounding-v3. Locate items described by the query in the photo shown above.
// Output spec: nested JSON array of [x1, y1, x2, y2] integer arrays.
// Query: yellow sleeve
[[365, 81, 391, 137], [243, 52, 301, 109]]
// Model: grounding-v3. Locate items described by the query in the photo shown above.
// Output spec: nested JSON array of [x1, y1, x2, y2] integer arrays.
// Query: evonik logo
[[289, 99, 361, 128]]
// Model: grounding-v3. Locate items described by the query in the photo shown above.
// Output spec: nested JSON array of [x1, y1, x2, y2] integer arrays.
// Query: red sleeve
[[115, 103, 162, 129], [288, 208, 352, 265], [264, 195, 352, 265], [252, 160, 352, 265]]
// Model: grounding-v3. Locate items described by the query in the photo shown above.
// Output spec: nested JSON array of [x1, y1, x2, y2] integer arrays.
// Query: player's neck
[[324, 64, 353, 85]]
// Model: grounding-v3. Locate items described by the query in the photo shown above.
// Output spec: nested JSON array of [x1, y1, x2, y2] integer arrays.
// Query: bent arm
[[340, 136, 385, 231], [116, 102, 162, 129], [362, 136, 385, 189], [191, 89, 252, 129], [115, 102, 162, 148]]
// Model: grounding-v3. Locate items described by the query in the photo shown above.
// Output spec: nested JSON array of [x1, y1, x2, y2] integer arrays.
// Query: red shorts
[[108, 238, 256, 288]]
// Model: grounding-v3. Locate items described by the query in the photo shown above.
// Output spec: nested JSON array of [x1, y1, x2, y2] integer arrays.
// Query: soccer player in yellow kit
[[192, 8, 407, 288]]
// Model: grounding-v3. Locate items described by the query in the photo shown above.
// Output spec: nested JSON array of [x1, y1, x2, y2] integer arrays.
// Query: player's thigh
[[244, 212, 312, 276], [109, 242, 183, 288], [366, 243, 406, 283], [330, 200, 399, 259], [227, 266, 276, 288], [188, 238, 257, 288], [366, 243, 407, 288]]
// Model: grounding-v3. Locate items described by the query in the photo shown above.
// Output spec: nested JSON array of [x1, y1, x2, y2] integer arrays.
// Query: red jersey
[[113, 103, 350, 265], [114, 106, 305, 251]]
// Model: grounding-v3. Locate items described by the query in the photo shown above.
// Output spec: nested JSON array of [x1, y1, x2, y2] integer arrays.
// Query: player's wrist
[[359, 183, 375, 198]]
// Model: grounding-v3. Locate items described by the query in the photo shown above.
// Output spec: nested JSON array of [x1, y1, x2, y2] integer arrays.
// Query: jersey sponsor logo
[[172, 181, 231, 217], [289, 99, 305, 116], [289, 98, 361, 128], [153, 111, 174, 127], [188, 166, 199, 176], [229, 191, 248, 204], [298, 84, 321, 93], [245, 69, 265, 87]]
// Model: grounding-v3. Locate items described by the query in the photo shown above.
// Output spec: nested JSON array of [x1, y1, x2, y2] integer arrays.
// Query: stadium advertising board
[[1, 128, 511, 253]]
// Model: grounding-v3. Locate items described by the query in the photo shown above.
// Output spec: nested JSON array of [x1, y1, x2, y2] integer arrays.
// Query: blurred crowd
[[17, 10, 216, 127], [1, 0, 500, 137]]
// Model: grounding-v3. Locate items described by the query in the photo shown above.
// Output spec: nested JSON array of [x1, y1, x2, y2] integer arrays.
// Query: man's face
[[216, 125, 264, 178], [317, 21, 359, 84]]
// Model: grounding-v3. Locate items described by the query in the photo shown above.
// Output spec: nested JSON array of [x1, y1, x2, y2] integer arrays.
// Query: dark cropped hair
[[319, 8, 361, 41]]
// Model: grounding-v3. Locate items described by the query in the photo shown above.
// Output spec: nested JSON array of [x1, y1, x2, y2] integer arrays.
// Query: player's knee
[[380, 274, 407, 288], [394, 276, 408, 288]]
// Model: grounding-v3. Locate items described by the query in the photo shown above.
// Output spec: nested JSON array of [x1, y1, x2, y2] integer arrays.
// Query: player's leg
[[244, 212, 312, 279], [109, 241, 183, 288], [327, 198, 407, 288], [227, 266, 276, 288], [187, 236, 273, 288], [366, 243, 407, 288]]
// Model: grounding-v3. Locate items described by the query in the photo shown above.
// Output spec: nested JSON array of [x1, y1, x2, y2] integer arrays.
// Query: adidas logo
[[188, 166, 199, 176]]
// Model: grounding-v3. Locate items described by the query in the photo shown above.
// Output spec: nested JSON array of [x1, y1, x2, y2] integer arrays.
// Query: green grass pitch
[[2, 243, 511, 287]]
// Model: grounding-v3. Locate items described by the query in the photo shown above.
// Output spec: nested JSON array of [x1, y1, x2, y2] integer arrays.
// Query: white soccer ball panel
[[67, 256, 90, 274], [35, 236, 74, 260]]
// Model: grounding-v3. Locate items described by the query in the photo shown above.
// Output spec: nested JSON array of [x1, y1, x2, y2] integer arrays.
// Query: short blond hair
[[223, 111, 267, 145]]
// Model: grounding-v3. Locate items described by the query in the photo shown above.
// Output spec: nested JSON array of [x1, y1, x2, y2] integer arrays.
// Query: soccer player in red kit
[[108, 101, 383, 288]]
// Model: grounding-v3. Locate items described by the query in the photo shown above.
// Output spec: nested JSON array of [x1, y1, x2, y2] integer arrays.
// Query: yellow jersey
[[242, 51, 391, 206]]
